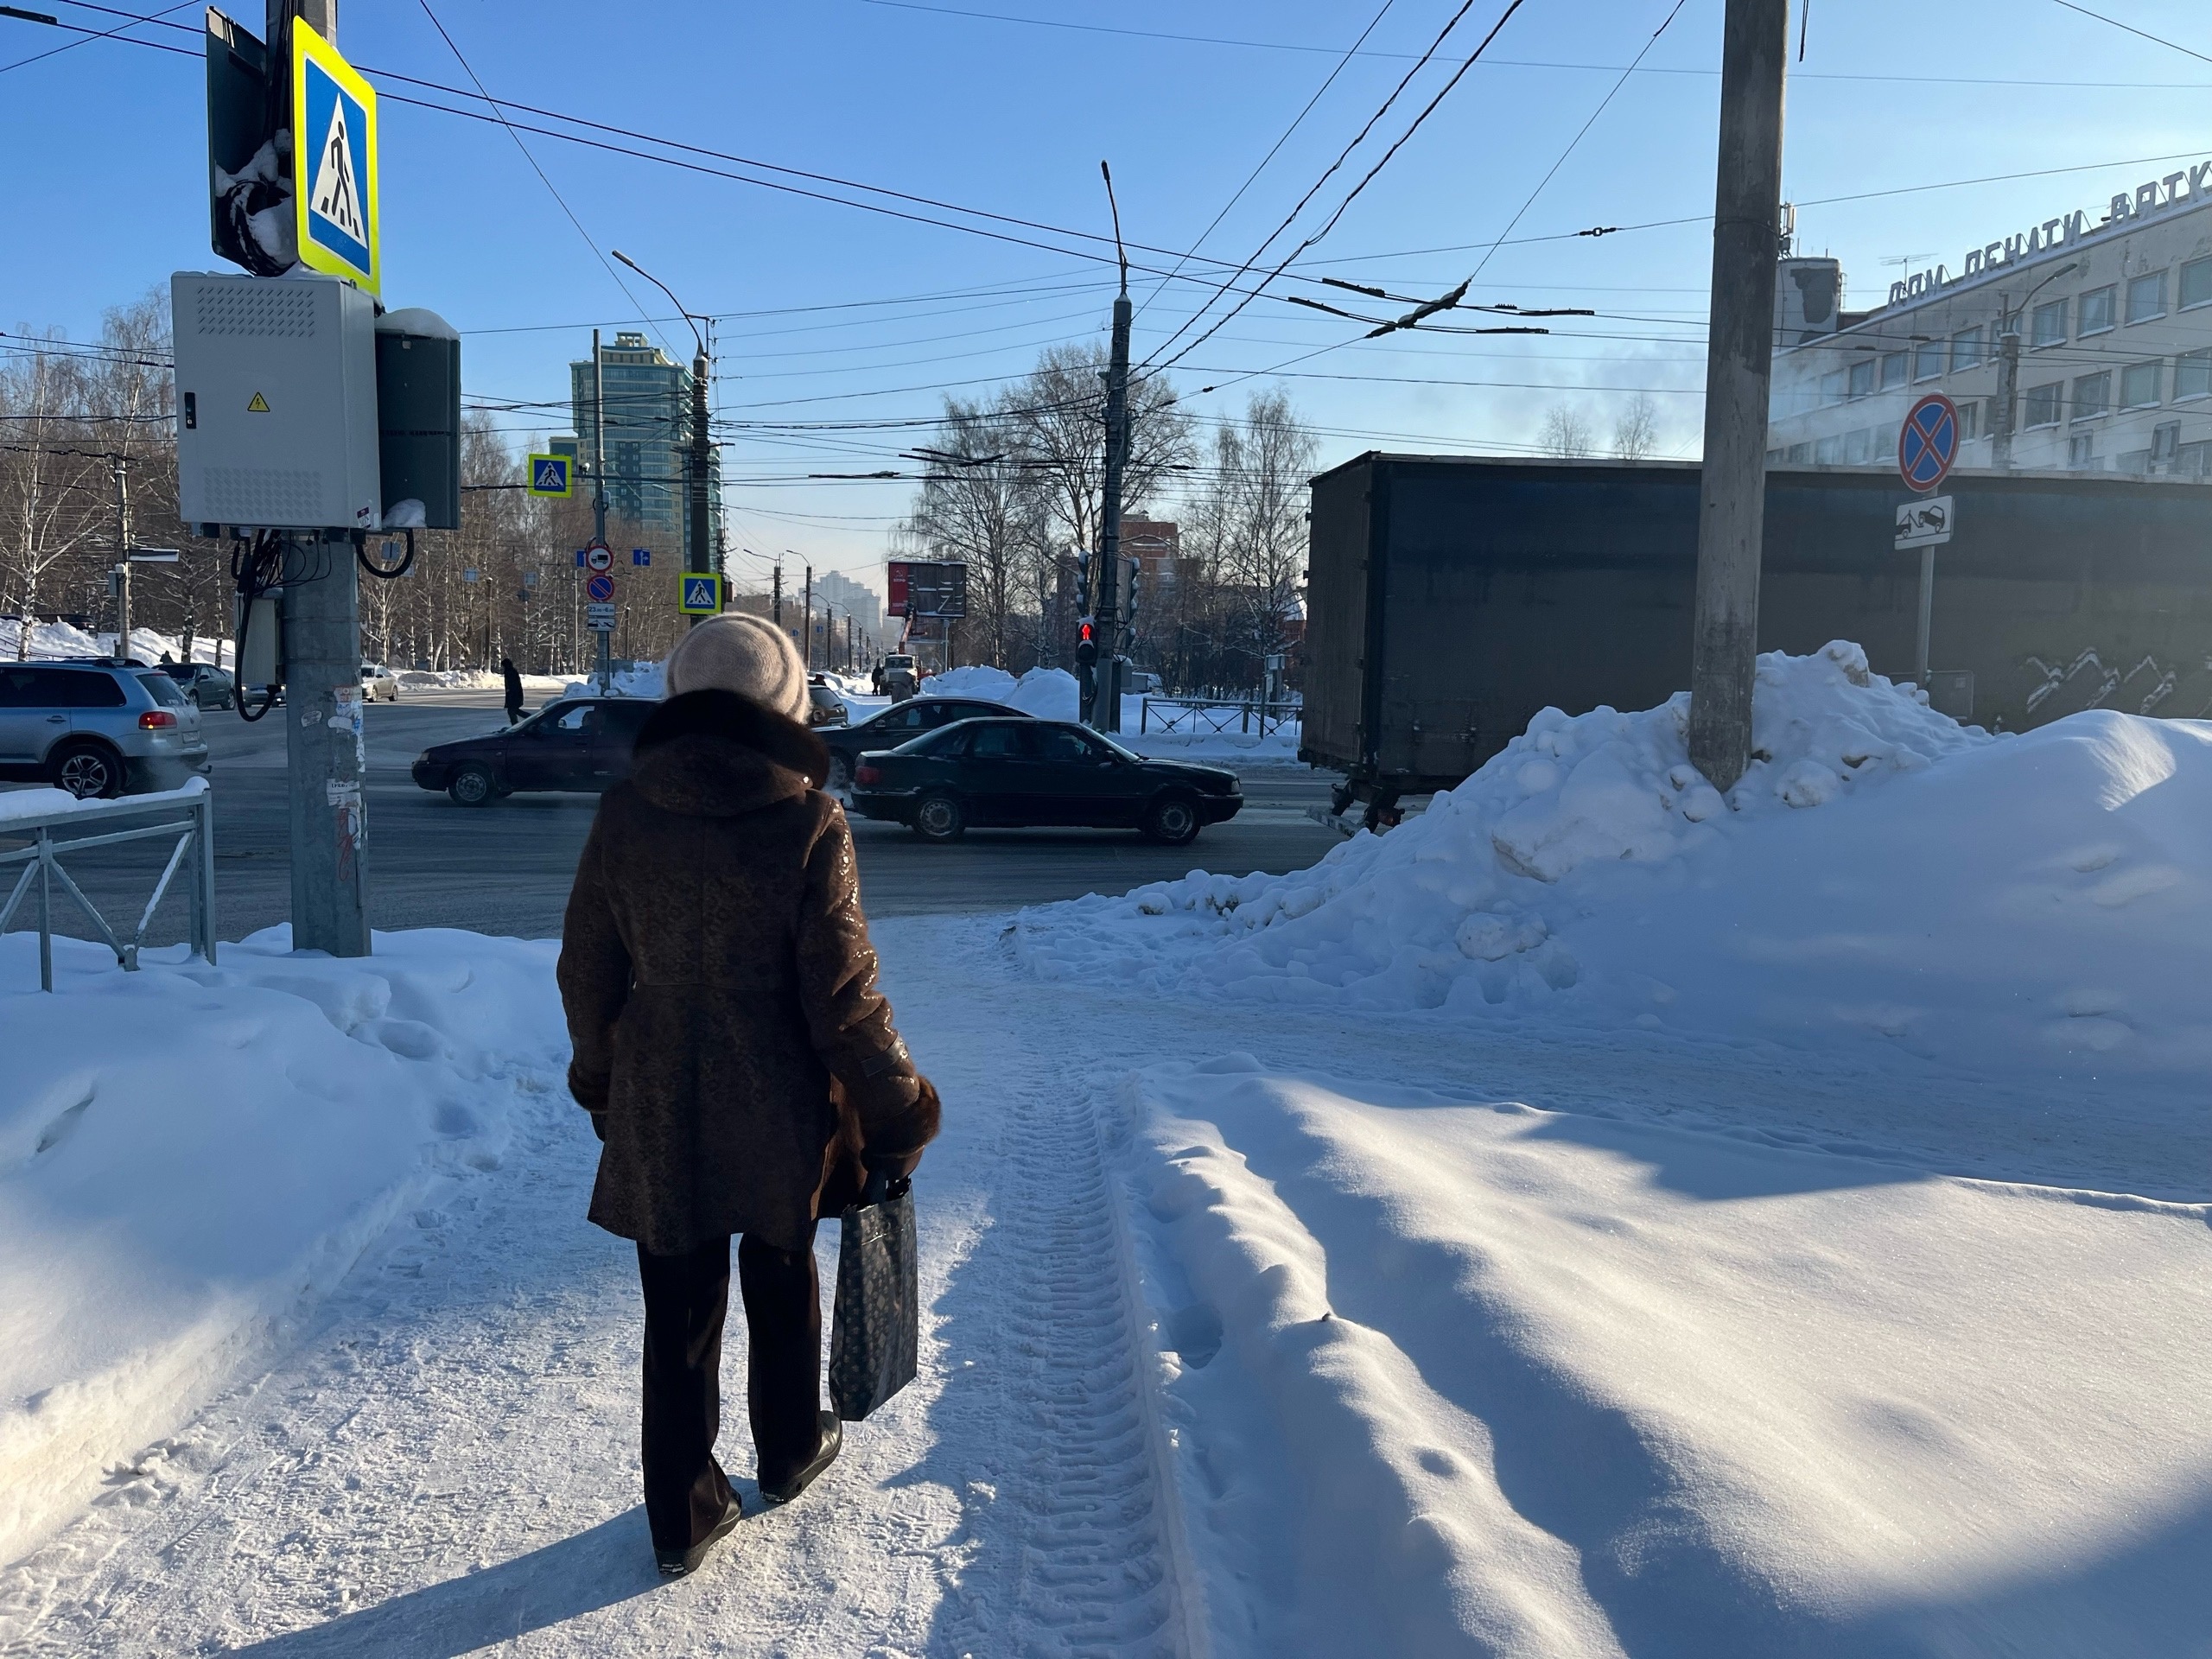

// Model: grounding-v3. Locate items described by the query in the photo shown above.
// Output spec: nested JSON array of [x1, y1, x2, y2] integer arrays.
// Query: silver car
[[0, 661, 212, 798]]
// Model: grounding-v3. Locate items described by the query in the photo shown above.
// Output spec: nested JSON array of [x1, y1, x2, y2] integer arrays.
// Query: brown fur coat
[[558, 690, 937, 1253]]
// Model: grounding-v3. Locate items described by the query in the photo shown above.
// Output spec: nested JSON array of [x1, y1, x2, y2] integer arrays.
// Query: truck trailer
[[1302, 454, 2212, 821]]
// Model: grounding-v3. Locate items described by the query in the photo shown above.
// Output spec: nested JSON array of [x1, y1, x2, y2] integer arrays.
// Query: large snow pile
[[1021, 642, 2212, 1083], [0, 928, 569, 1564], [921, 664, 1080, 718], [0, 620, 232, 667], [1123, 1058, 2212, 1654], [560, 659, 666, 701]]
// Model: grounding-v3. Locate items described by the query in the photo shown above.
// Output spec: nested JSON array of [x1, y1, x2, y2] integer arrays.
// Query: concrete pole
[[284, 533, 369, 955], [1686, 0, 1788, 794], [802, 565, 814, 670], [1993, 321, 2020, 471], [1091, 289, 1132, 732], [593, 328, 611, 693]]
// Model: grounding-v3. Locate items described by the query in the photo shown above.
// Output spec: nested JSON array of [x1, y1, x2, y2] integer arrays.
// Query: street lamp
[[610, 250, 716, 601]]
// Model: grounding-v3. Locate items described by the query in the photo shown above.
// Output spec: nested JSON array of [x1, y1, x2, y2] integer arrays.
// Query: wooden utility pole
[[1687, 0, 1788, 792]]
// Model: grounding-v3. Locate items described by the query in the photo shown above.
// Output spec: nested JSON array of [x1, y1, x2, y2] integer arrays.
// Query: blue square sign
[[632, 548, 652, 567]]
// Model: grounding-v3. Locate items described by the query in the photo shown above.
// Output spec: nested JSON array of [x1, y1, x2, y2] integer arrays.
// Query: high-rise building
[[810, 569, 881, 639], [568, 332, 721, 548]]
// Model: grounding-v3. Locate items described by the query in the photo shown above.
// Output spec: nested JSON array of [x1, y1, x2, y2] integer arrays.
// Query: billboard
[[887, 559, 968, 618]]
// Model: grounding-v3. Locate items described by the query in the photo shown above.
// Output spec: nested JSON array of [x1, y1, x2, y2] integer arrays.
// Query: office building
[[1767, 157, 2212, 477], [567, 332, 721, 547]]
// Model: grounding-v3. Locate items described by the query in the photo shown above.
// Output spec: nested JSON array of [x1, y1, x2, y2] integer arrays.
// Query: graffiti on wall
[[2021, 650, 2189, 719]]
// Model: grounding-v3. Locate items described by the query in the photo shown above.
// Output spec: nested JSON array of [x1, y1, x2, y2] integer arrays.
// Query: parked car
[[410, 696, 658, 805], [361, 663, 400, 702], [159, 662, 236, 710], [806, 678, 849, 728], [819, 696, 1027, 793], [0, 660, 211, 798], [849, 716, 1241, 845]]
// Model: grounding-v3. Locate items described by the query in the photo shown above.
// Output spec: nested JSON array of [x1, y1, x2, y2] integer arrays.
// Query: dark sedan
[[849, 717, 1241, 844], [411, 696, 658, 805], [821, 696, 1027, 792]]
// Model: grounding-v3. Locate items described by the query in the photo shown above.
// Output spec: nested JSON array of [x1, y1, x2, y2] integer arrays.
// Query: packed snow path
[[3, 912, 2206, 1654]]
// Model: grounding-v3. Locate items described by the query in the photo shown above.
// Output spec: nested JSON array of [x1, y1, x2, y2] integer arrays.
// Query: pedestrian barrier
[[1138, 695, 1300, 737], [0, 783, 217, 991]]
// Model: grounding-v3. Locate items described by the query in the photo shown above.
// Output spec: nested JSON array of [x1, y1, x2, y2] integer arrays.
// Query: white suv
[[0, 661, 211, 798]]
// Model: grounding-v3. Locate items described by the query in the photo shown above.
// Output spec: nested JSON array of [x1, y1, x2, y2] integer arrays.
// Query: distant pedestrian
[[558, 612, 940, 1580], [501, 656, 524, 724]]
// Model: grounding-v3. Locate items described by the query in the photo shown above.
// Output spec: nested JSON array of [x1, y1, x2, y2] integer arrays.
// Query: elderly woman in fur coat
[[558, 613, 939, 1579]]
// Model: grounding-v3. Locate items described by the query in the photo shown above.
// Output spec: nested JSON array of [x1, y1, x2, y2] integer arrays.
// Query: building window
[[1872, 423, 1900, 463], [1814, 433, 1843, 464], [1785, 442, 1812, 463], [1848, 358, 1875, 398], [2182, 257, 2212, 311], [1820, 369, 1847, 406], [1951, 326, 1985, 371], [1844, 427, 1872, 465], [2120, 360, 2163, 409], [2077, 285, 2116, 335], [2024, 383, 2064, 427], [2031, 299, 2068, 347], [2152, 422, 2182, 467], [2072, 372, 2111, 420], [1955, 399, 1980, 442], [1879, 352, 1908, 390], [2069, 431, 2096, 467], [1913, 340, 1946, 380], [2126, 270, 2167, 323], [2176, 348, 2212, 400]]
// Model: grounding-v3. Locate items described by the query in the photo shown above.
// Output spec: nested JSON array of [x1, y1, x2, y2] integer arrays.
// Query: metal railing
[[1138, 696, 1300, 738], [0, 783, 217, 991]]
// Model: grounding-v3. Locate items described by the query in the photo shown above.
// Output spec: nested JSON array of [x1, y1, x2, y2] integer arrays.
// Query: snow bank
[[920, 664, 1080, 718], [0, 928, 569, 1565], [559, 659, 666, 701], [1023, 643, 2212, 1084], [0, 778, 205, 827], [0, 620, 232, 668], [918, 666, 1306, 761], [1122, 1058, 2212, 1655]]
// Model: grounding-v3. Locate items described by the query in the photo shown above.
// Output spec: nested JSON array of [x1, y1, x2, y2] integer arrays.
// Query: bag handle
[[861, 1167, 912, 1207]]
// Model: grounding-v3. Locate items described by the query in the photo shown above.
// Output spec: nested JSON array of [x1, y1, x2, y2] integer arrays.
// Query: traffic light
[[1076, 616, 1097, 669]]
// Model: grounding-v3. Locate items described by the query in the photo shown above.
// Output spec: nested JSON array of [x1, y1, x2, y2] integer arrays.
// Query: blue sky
[[3, 0, 2208, 594]]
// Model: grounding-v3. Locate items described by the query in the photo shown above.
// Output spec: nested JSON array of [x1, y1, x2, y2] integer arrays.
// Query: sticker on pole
[[1898, 394, 1959, 493], [290, 20, 379, 294], [586, 573, 614, 602], [528, 454, 574, 497], [679, 574, 722, 615]]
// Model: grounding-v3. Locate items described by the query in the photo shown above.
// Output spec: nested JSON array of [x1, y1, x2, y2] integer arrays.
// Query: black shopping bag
[[829, 1173, 918, 1421]]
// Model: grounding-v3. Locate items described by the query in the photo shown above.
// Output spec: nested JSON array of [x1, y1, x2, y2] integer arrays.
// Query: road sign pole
[[593, 328, 610, 693], [1916, 547, 1936, 689]]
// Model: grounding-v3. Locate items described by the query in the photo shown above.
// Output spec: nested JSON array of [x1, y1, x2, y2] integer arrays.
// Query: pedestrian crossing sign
[[527, 454, 574, 497], [290, 21, 379, 294], [679, 573, 723, 614]]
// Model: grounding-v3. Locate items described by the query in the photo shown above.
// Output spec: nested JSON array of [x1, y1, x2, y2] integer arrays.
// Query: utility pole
[[802, 565, 814, 669], [275, 0, 368, 957], [1686, 0, 1788, 794], [610, 250, 715, 623], [1992, 260, 2076, 472], [593, 327, 611, 692], [110, 455, 132, 664], [1091, 160, 1132, 734], [772, 557, 783, 628]]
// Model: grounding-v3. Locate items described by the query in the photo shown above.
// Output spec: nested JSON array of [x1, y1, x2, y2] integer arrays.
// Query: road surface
[[4, 689, 1343, 947]]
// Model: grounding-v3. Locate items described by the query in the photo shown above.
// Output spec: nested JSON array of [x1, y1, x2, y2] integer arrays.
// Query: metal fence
[[0, 785, 217, 991], [1137, 696, 1300, 738]]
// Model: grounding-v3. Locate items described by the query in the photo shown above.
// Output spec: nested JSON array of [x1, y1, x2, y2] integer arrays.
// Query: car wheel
[[827, 753, 852, 793], [1142, 792, 1201, 846], [448, 763, 498, 807], [912, 792, 964, 842], [51, 741, 124, 800]]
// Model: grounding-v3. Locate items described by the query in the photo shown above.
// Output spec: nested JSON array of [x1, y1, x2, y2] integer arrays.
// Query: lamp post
[[611, 251, 719, 617]]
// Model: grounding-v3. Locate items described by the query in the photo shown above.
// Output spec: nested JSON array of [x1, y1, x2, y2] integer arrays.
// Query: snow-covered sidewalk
[[3, 911, 2206, 1653]]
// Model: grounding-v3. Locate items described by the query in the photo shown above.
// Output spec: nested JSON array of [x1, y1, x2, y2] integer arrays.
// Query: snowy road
[[3, 908, 2205, 1654]]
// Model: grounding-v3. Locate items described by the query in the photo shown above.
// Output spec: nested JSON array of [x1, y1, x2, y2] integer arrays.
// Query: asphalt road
[[6, 690, 1344, 950]]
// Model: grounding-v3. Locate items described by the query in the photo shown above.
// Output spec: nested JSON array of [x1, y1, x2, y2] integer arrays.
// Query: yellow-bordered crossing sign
[[679, 573, 723, 614], [527, 454, 575, 497], [291, 20, 379, 293]]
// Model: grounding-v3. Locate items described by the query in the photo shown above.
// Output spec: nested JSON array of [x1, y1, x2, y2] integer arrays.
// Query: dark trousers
[[634, 1232, 823, 1548]]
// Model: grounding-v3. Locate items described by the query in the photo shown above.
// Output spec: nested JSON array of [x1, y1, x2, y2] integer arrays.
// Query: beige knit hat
[[663, 613, 810, 721]]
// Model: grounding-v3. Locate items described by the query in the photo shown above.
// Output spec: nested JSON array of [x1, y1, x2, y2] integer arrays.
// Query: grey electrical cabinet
[[373, 308, 461, 531], [173, 272, 381, 533]]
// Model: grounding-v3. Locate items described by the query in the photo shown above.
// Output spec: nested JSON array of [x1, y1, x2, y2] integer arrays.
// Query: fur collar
[[628, 690, 830, 817]]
